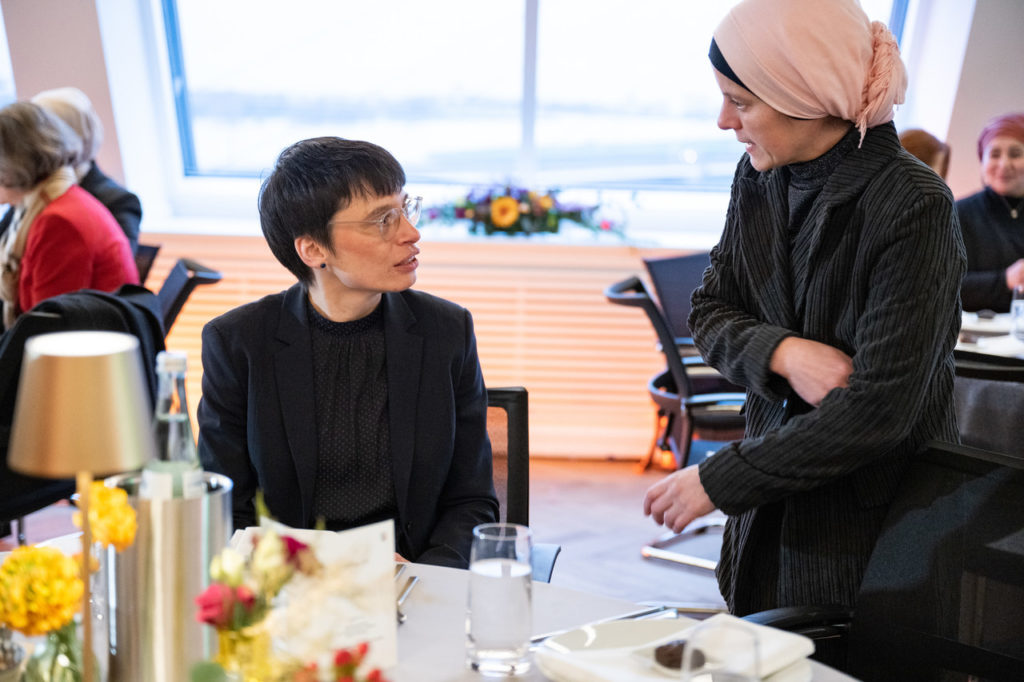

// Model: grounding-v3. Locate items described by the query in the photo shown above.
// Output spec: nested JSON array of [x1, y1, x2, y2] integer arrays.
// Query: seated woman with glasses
[[197, 137, 498, 568]]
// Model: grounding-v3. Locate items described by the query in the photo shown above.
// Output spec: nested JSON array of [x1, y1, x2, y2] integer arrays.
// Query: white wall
[[0, 0, 125, 184], [943, 0, 1024, 199]]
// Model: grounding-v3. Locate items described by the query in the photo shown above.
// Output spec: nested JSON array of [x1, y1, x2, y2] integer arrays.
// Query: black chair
[[155, 257, 222, 334], [642, 252, 711, 352], [743, 439, 1024, 680], [134, 242, 161, 286], [486, 386, 561, 583], [604, 275, 745, 470], [953, 349, 1024, 456]]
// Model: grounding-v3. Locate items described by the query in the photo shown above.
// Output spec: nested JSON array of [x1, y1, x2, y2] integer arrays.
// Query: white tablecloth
[[392, 563, 856, 681]]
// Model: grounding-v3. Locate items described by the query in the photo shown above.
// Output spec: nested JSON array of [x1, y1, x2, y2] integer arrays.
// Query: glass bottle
[[140, 350, 204, 499]]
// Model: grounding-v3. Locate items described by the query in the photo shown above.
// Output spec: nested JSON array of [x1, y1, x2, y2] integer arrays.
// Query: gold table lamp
[[8, 331, 156, 682]]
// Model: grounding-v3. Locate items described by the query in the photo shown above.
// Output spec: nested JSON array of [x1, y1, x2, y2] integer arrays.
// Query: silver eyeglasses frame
[[329, 195, 423, 240]]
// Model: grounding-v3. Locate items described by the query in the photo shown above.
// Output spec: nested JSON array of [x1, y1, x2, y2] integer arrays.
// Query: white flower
[[209, 547, 246, 586]]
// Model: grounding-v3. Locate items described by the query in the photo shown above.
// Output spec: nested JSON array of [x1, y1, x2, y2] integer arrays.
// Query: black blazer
[[197, 283, 499, 568]]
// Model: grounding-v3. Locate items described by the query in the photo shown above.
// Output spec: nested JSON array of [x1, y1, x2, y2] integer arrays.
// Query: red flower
[[281, 535, 309, 561], [195, 583, 236, 628], [334, 649, 353, 667]]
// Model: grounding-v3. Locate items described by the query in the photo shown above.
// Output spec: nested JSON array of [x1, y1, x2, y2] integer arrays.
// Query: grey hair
[[32, 87, 103, 167]]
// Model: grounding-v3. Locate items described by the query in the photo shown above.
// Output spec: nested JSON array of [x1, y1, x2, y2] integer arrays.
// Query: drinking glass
[[1012, 286, 1024, 342], [680, 617, 761, 682], [465, 523, 533, 675]]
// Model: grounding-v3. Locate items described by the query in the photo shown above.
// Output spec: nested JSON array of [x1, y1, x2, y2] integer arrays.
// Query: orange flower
[[490, 196, 520, 228]]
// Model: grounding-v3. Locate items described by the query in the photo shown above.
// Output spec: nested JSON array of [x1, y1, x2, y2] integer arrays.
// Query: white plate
[[535, 617, 814, 682], [542, 618, 691, 654]]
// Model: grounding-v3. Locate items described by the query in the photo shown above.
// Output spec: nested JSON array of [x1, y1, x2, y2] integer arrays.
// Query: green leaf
[[190, 661, 229, 682]]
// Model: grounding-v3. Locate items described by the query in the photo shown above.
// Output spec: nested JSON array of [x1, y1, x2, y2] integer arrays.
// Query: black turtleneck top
[[306, 298, 397, 530]]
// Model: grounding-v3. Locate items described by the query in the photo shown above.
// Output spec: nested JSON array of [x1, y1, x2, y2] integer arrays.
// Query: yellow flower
[[0, 546, 83, 636], [538, 195, 554, 211], [490, 196, 520, 228], [73, 482, 137, 552]]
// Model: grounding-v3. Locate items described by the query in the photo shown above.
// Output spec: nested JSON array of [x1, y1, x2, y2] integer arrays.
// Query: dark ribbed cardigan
[[690, 122, 966, 615], [957, 187, 1024, 312]]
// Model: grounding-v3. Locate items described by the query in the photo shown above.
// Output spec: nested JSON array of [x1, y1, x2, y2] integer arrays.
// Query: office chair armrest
[[741, 604, 853, 640], [684, 392, 746, 407]]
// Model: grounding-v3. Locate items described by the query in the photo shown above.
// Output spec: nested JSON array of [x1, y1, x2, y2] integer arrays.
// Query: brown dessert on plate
[[654, 639, 705, 670]]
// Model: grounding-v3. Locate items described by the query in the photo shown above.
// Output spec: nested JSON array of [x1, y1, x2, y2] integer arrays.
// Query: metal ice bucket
[[104, 472, 232, 682]]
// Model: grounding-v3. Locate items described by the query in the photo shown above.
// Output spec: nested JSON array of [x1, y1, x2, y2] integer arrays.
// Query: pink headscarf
[[976, 113, 1024, 160], [713, 0, 908, 143]]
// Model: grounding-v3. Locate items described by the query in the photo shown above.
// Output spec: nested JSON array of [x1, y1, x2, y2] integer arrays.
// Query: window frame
[[100, 0, 912, 243]]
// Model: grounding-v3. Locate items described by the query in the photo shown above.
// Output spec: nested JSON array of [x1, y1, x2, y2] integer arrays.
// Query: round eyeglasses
[[330, 195, 423, 240]]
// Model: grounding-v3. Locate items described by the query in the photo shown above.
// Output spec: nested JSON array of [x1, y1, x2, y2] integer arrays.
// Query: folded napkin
[[535, 613, 814, 682]]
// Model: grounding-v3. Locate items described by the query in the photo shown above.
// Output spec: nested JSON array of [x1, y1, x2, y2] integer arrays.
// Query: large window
[[165, 1, 899, 194]]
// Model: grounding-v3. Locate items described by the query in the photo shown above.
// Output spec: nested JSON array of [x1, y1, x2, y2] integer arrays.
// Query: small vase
[[215, 625, 271, 682], [22, 622, 83, 682], [0, 628, 25, 682]]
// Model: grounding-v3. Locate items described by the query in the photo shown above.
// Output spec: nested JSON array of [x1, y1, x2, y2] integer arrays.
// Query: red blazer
[[18, 185, 138, 313]]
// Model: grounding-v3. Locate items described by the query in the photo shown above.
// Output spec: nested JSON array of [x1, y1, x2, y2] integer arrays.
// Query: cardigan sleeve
[[690, 171, 796, 403], [698, 191, 965, 514], [958, 198, 1013, 312]]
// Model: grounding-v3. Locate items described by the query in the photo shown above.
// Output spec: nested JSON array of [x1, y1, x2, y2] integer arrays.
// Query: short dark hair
[[258, 137, 406, 285], [0, 101, 81, 189]]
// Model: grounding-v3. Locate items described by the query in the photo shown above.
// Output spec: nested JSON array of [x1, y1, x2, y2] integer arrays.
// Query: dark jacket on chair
[[0, 285, 164, 523], [691, 122, 965, 615], [197, 283, 498, 568]]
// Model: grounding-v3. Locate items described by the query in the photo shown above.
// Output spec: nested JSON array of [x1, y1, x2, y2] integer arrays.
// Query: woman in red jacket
[[0, 101, 136, 328]]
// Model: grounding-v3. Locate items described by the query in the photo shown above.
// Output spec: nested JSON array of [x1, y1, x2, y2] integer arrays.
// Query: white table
[[394, 562, 857, 681], [958, 312, 1024, 358]]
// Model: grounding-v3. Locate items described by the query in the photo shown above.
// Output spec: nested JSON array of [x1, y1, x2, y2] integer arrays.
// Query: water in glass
[[466, 523, 532, 675]]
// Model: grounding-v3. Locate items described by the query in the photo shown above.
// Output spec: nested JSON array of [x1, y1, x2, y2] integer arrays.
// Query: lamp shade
[[8, 330, 156, 478]]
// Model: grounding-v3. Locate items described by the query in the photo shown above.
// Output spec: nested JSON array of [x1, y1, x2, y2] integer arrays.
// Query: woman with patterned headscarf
[[957, 112, 1024, 312], [645, 0, 964, 633]]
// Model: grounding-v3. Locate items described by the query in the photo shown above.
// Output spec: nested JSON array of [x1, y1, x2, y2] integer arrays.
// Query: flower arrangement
[[192, 529, 389, 682], [0, 481, 137, 680], [425, 185, 624, 236]]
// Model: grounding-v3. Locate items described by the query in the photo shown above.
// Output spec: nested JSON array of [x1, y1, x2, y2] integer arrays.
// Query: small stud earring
[[319, 263, 327, 269]]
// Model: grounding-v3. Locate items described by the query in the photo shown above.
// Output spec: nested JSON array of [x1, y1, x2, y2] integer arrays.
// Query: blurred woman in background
[[899, 127, 950, 180], [0, 101, 136, 328], [957, 112, 1024, 312]]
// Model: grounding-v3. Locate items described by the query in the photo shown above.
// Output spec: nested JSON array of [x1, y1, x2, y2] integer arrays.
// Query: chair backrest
[[952, 349, 1024, 456], [642, 252, 711, 343], [134, 243, 161, 286], [847, 440, 1024, 681], [604, 275, 694, 397], [156, 258, 223, 334], [487, 386, 530, 526]]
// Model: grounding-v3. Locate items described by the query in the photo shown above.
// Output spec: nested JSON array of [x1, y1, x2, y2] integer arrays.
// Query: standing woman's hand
[[770, 336, 854, 407], [643, 465, 716, 533]]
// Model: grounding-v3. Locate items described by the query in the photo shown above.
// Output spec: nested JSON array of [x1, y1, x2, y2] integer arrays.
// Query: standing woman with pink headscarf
[[644, 0, 964, 645], [957, 112, 1024, 312]]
